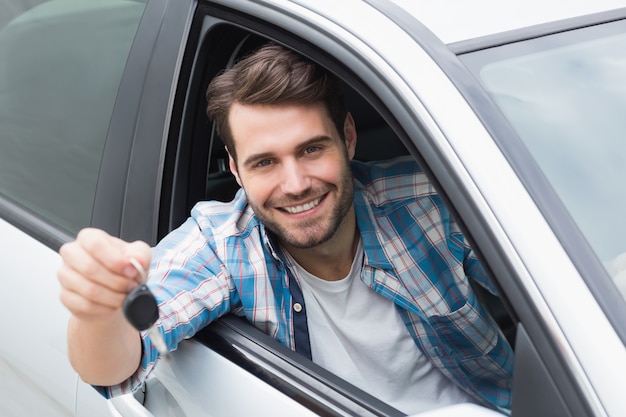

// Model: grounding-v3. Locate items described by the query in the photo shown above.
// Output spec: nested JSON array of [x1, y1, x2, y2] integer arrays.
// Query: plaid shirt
[[101, 156, 513, 413]]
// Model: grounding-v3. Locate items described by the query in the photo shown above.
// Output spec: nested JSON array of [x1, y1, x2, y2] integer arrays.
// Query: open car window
[[157, 8, 516, 416]]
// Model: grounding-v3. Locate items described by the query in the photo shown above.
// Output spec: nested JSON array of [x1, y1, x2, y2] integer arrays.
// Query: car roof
[[388, 0, 626, 43]]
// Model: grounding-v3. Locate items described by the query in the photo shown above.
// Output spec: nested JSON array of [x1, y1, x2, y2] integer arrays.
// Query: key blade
[[147, 326, 169, 359]]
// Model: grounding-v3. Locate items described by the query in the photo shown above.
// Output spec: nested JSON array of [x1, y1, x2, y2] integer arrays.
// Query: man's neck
[[282, 211, 359, 281]]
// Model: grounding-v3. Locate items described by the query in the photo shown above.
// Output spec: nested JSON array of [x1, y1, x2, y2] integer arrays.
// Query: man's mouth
[[281, 196, 323, 214]]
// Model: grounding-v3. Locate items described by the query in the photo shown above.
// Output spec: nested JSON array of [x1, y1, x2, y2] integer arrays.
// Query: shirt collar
[[353, 184, 394, 271]]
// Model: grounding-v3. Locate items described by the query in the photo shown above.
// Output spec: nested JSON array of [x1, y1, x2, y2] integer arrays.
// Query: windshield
[[461, 19, 626, 301]]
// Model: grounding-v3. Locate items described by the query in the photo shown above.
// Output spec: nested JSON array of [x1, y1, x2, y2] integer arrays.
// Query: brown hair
[[205, 43, 346, 161]]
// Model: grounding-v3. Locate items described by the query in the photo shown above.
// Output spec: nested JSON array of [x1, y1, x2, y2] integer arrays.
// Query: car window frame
[[93, 0, 195, 246], [197, 315, 406, 417]]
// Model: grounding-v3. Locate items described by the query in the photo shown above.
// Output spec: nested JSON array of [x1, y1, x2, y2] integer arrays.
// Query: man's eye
[[256, 159, 273, 168], [304, 146, 320, 154]]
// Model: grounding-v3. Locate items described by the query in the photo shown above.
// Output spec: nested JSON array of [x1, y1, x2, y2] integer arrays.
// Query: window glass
[[0, 0, 146, 233], [462, 20, 626, 302]]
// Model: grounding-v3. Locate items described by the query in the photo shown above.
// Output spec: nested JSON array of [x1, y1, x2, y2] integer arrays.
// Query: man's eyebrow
[[242, 136, 334, 168], [242, 152, 274, 169], [298, 135, 333, 150]]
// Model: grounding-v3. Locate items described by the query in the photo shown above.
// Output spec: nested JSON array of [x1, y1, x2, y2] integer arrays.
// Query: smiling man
[[227, 102, 358, 278], [58, 43, 513, 414]]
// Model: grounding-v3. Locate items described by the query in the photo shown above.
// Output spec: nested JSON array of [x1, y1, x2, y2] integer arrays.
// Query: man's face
[[228, 102, 357, 249]]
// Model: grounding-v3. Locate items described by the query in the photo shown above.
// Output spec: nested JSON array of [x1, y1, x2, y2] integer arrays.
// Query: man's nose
[[280, 159, 311, 196]]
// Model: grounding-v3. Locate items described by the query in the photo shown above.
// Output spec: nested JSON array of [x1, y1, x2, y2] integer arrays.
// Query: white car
[[1, 0, 625, 416]]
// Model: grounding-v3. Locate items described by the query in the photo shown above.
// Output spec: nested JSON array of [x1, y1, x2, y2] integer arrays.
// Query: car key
[[123, 258, 169, 359]]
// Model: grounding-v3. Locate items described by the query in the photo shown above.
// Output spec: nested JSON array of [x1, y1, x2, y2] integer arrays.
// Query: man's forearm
[[67, 311, 142, 387]]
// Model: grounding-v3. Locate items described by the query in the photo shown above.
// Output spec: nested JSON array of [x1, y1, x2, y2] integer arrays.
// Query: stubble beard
[[248, 164, 354, 249]]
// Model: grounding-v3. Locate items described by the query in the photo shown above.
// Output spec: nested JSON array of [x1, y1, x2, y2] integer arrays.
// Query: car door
[[0, 0, 146, 416]]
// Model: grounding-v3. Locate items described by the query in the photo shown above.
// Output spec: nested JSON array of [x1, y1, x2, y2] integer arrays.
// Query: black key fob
[[123, 284, 159, 331]]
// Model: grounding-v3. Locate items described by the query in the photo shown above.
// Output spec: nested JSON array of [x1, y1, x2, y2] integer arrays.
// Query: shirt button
[[293, 303, 303, 313]]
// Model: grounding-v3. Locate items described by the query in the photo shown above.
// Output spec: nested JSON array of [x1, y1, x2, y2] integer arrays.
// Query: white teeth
[[283, 197, 322, 214]]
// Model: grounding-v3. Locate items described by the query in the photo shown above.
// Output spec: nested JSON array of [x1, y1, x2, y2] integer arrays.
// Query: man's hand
[[58, 228, 151, 321], [57, 228, 151, 386]]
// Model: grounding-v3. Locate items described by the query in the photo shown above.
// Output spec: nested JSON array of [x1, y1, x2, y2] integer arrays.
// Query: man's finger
[[59, 240, 135, 294], [58, 264, 129, 309]]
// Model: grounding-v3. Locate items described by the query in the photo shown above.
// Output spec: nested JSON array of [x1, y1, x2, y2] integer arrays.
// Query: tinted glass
[[0, 0, 146, 234], [462, 19, 626, 302]]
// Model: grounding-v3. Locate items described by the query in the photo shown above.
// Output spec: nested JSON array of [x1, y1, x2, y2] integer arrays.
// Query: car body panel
[[0, 218, 109, 416], [390, 0, 626, 44], [0, 218, 67, 415], [107, 339, 320, 417]]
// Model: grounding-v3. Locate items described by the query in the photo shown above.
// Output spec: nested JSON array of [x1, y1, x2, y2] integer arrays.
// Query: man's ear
[[227, 147, 242, 187], [344, 112, 357, 160]]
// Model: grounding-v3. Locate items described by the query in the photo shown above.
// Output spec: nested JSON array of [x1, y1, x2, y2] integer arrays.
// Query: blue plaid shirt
[[102, 156, 513, 413]]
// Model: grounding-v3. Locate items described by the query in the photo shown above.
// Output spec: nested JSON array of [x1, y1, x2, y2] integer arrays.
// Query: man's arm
[[57, 228, 151, 386], [67, 311, 141, 386]]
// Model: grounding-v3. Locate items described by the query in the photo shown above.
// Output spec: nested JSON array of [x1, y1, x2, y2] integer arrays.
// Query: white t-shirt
[[286, 241, 476, 414]]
